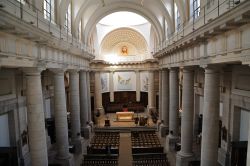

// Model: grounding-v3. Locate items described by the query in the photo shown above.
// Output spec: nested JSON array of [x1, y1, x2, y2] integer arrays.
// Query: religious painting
[[121, 46, 128, 55], [115, 72, 133, 90], [101, 73, 109, 93], [140, 72, 149, 92]]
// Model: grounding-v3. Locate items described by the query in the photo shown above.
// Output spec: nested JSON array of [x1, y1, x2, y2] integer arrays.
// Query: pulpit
[[116, 112, 134, 121]]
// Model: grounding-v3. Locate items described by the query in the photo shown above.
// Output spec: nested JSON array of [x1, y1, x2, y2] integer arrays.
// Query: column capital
[[162, 68, 169, 73], [79, 68, 91, 72], [204, 66, 221, 74], [22, 67, 45, 76], [200, 64, 222, 71], [182, 67, 195, 73], [134, 70, 140, 73], [68, 69, 80, 74], [79, 70, 87, 74], [49, 68, 66, 75], [169, 67, 179, 72]]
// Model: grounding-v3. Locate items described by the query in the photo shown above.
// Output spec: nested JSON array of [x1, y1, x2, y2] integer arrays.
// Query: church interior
[[0, 0, 250, 166]]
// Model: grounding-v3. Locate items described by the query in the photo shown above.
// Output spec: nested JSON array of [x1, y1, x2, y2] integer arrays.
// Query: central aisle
[[119, 133, 132, 166]]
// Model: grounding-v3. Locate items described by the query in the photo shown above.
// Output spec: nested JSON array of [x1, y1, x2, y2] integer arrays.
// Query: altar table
[[116, 112, 134, 121]]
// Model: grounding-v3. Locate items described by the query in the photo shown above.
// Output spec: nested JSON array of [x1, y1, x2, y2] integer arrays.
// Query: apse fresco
[[113, 72, 136, 91], [117, 73, 132, 90]]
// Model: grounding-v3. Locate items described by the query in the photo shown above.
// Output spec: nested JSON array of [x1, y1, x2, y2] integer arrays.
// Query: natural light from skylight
[[99, 12, 148, 26]]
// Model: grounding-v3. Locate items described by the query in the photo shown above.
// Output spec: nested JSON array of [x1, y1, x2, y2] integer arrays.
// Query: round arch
[[77, 2, 164, 45], [99, 27, 150, 62]]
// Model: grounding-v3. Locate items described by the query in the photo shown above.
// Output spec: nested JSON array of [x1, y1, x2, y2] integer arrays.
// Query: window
[[44, 0, 55, 22], [64, 3, 71, 33], [175, 4, 181, 31], [78, 20, 82, 41], [193, 0, 200, 19], [16, 0, 26, 5]]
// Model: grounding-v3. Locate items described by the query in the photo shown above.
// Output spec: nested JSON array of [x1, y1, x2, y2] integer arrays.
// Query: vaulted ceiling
[[57, 0, 187, 44]]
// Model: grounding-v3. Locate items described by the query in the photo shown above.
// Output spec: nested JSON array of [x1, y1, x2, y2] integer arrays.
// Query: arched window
[[78, 20, 82, 41], [16, 0, 26, 5], [64, 3, 71, 33], [175, 4, 181, 31], [190, 0, 200, 19], [44, 0, 55, 22]]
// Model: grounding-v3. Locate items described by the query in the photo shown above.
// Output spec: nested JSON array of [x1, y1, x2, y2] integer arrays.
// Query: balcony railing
[[154, 0, 242, 54], [0, 0, 96, 57]]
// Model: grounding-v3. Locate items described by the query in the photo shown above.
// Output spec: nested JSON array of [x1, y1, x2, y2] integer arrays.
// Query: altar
[[116, 111, 134, 121]]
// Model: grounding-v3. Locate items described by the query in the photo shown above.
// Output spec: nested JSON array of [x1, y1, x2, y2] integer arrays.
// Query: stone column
[[23, 68, 48, 166], [80, 70, 88, 128], [169, 68, 179, 137], [247, 115, 250, 166], [94, 71, 104, 115], [158, 70, 162, 122], [109, 71, 114, 102], [166, 68, 179, 151], [200, 67, 220, 166], [176, 68, 194, 166], [69, 70, 81, 142], [86, 71, 93, 124], [51, 69, 70, 160], [148, 70, 155, 112], [80, 70, 91, 139], [160, 69, 169, 137], [136, 70, 141, 102]]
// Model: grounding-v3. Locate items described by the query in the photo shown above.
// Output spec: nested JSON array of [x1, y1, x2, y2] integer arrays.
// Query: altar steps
[[94, 126, 157, 133]]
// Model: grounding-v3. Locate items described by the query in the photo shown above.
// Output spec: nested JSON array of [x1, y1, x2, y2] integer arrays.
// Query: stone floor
[[118, 133, 133, 166]]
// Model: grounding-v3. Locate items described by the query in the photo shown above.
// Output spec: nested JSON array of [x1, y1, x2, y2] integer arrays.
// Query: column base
[[159, 124, 169, 137], [218, 147, 230, 166], [53, 154, 74, 166], [165, 135, 178, 152], [70, 138, 82, 154], [81, 138, 90, 155], [81, 126, 91, 139], [176, 151, 194, 166]]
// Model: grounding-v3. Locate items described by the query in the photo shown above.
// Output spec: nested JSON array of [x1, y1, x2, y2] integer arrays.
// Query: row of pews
[[82, 130, 169, 166], [131, 131, 169, 166], [82, 131, 120, 166]]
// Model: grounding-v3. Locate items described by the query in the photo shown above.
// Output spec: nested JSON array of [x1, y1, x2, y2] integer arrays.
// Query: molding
[[154, 0, 250, 59], [0, 4, 94, 61]]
